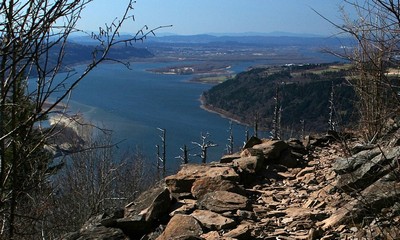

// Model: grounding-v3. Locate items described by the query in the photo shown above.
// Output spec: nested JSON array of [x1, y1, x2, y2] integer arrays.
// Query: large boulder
[[287, 138, 308, 155], [103, 184, 171, 238], [61, 212, 126, 240], [243, 136, 262, 149], [277, 149, 299, 168], [252, 140, 289, 161], [197, 191, 250, 213], [124, 184, 171, 221], [191, 210, 236, 230], [335, 146, 400, 192], [303, 134, 336, 149], [233, 156, 265, 174], [156, 214, 203, 240], [165, 164, 239, 198], [191, 176, 245, 199], [220, 153, 241, 164], [333, 148, 381, 175]]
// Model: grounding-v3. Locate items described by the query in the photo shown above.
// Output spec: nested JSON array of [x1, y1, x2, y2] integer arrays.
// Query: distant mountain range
[[69, 33, 352, 47]]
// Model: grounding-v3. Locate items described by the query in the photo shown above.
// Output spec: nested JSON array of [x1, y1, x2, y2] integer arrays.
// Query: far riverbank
[[199, 94, 246, 126]]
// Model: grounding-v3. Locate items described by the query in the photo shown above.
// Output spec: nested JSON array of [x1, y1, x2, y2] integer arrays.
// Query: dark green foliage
[[203, 65, 356, 134]]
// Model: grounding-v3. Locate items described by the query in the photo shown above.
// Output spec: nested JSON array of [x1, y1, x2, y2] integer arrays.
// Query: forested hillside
[[202, 64, 356, 135]]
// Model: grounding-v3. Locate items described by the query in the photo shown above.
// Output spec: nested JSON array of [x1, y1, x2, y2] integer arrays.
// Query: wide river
[[59, 61, 265, 172]]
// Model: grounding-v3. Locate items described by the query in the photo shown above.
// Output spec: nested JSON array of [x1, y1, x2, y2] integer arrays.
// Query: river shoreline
[[199, 94, 246, 126]]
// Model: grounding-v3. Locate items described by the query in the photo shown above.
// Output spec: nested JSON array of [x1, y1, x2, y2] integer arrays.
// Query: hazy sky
[[78, 0, 349, 36]]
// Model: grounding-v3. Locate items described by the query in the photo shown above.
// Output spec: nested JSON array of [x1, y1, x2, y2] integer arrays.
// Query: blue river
[[57, 61, 266, 172]]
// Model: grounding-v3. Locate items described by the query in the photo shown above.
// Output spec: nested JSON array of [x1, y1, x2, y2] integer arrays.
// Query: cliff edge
[[62, 122, 400, 240]]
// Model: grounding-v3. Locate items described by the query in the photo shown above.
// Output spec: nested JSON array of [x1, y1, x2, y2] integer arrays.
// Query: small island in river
[[147, 62, 234, 84]]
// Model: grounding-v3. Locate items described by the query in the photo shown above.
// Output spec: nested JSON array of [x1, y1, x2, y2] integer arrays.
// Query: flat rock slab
[[223, 222, 253, 239], [156, 214, 203, 240], [166, 164, 239, 196], [335, 147, 400, 192], [252, 140, 289, 160], [220, 153, 241, 163], [233, 156, 265, 174], [191, 209, 236, 230], [191, 176, 245, 199], [197, 191, 250, 213], [333, 148, 381, 174]]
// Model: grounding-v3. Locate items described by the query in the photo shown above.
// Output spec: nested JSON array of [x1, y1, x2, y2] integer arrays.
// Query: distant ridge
[[69, 32, 349, 45], [202, 31, 326, 38], [143, 34, 351, 47]]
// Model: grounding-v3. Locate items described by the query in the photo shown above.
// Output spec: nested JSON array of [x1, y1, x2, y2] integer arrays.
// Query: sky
[[78, 0, 350, 36]]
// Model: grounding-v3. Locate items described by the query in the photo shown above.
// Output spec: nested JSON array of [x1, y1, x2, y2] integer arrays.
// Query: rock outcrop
[[63, 133, 400, 239]]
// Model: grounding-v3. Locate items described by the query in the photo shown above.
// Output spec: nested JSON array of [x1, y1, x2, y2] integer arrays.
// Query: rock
[[169, 199, 197, 216], [191, 176, 245, 199], [111, 217, 154, 239], [351, 143, 377, 154], [197, 191, 250, 213], [125, 185, 171, 222], [156, 214, 203, 240], [236, 210, 256, 221], [61, 227, 126, 240], [233, 156, 265, 174], [201, 231, 236, 240], [81, 209, 123, 231], [304, 135, 335, 148], [277, 149, 298, 168], [100, 185, 172, 238], [162, 216, 204, 240], [191, 210, 236, 230], [287, 138, 308, 155], [165, 164, 239, 198], [333, 148, 381, 174], [240, 148, 264, 158], [220, 153, 241, 163], [243, 136, 262, 149], [335, 147, 400, 192], [252, 140, 289, 161], [296, 166, 315, 178], [223, 222, 252, 239], [61, 211, 127, 240], [319, 176, 400, 230]]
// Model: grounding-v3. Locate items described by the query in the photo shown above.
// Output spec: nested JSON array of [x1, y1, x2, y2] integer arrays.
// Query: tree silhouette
[[192, 132, 218, 164], [0, 0, 169, 238]]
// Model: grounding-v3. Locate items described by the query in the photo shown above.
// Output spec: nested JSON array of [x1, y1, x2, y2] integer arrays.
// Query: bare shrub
[[50, 123, 156, 236]]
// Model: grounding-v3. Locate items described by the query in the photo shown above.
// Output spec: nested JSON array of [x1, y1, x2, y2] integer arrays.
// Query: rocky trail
[[62, 130, 400, 240]]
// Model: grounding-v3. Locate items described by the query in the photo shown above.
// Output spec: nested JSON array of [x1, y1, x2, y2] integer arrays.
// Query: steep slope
[[202, 64, 356, 134], [62, 129, 400, 239]]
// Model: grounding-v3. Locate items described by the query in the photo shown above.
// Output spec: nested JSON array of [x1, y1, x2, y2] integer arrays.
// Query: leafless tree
[[192, 132, 218, 164], [0, 0, 168, 238], [253, 112, 260, 138], [320, 0, 400, 142], [226, 121, 234, 154], [271, 84, 282, 140], [156, 127, 166, 178], [300, 119, 305, 140], [50, 124, 154, 237], [328, 81, 337, 132], [176, 144, 189, 164]]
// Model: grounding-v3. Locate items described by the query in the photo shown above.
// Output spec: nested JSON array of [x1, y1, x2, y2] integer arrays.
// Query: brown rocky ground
[[62, 129, 400, 240]]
